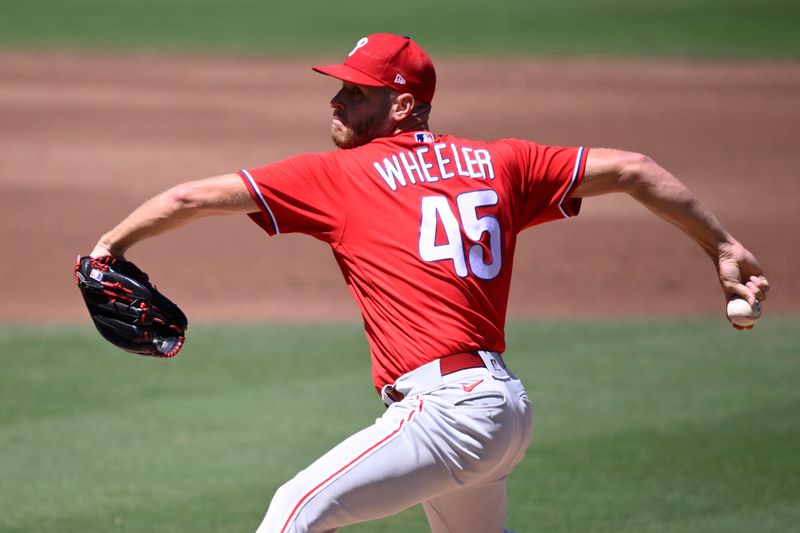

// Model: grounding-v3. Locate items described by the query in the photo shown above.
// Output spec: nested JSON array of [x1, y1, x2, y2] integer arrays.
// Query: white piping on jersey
[[557, 146, 585, 218], [240, 169, 280, 235]]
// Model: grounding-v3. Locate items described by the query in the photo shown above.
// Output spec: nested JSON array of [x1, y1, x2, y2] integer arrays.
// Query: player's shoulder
[[436, 133, 541, 153], [252, 149, 344, 182], [332, 131, 538, 168]]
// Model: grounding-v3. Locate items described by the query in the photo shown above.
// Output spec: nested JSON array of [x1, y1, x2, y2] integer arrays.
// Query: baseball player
[[88, 33, 770, 532]]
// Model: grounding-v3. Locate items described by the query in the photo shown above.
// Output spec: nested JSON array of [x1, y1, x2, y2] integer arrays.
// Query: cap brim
[[312, 64, 386, 88]]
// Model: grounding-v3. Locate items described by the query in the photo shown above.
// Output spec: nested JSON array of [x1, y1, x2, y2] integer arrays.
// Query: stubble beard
[[331, 99, 393, 150]]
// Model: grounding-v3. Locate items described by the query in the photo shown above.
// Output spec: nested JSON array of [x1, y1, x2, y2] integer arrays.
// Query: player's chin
[[331, 125, 362, 150]]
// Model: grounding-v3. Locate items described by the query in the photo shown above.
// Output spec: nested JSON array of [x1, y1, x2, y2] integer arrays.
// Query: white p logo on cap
[[348, 37, 368, 57]]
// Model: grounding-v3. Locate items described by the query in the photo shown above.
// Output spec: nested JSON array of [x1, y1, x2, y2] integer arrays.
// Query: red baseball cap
[[313, 33, 436, 104]]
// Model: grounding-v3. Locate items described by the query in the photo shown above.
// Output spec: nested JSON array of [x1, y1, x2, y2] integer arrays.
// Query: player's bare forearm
[[91, 192, 197, 258], [576, 150, 730, 251], [574, 149, 769, 309], [91, 173, 256, 258]]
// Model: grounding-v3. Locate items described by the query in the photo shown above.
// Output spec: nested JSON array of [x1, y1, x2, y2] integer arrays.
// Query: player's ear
[[390, 92, 416, 122]]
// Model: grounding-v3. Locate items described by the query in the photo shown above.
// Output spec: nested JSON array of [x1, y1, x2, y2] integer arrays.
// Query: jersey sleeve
[[500, 139, 588, 230], [238, 152, 345, 243]]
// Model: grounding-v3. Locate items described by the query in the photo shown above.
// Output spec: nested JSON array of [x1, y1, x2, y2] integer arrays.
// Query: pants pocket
[[454, 392, 507, 409]]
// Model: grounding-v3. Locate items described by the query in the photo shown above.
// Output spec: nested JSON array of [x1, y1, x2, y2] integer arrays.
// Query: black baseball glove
[[74, 256, 188, 357]]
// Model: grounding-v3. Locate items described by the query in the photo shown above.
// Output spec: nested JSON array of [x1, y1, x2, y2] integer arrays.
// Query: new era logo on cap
[[312, 33, 436, 104]]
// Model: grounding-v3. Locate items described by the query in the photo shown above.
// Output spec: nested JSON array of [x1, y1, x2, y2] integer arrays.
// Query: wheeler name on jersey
[[372, 143, 495, 191]]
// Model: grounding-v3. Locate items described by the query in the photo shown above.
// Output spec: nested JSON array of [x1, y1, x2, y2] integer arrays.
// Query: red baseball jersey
[[240, 131, 587, 392]]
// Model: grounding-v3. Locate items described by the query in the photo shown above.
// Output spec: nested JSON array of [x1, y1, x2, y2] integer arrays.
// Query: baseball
[[726, 297, 761, 327]]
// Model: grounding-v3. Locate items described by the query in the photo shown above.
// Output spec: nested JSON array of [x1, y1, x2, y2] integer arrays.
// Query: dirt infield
[[1, 52, 797, 322]]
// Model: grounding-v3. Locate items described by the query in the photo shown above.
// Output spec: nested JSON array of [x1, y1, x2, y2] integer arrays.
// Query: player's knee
[[258, 477, 336, 533]]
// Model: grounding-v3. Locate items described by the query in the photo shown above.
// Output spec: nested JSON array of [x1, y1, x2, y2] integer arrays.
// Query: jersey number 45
[[418, 190, 502, 280]]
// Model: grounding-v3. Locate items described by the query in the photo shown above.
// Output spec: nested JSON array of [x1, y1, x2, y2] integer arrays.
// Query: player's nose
[[330, 89, 346, 109]]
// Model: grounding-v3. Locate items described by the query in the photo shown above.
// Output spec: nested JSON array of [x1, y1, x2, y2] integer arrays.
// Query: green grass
[[1, 0, 799, 58], [1, 319, 798, 532]]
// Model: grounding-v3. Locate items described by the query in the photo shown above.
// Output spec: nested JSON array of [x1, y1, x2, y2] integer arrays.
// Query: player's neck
[[393, 123, 430, 136], [393, 104, 431, 135]]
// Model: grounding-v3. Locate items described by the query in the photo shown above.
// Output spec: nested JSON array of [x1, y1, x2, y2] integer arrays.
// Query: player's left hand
[[90, 242, 118, 259], [716, 241, 769, 330], [74, 255, 188, 356]]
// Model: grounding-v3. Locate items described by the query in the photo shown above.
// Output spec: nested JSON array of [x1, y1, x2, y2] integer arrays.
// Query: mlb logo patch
[[415, 132, 435, 143], [89, 269, 104, 282]]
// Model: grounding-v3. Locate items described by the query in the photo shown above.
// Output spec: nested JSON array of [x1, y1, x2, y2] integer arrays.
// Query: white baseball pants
[[255, 351, 533, 533]]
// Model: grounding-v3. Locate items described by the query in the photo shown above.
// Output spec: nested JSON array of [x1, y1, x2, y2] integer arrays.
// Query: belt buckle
[[477, 350, 510, 380]]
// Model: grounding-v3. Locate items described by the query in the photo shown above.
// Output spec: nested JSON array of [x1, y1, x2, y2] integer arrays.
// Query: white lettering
[[451, 143, 470, 177], [416, 147, 438, 182], [349, 37, 368, 57], [461, 147, 482, 178], [372, 143, 496, 191], [373, 156, 406, 191], [473, 149, 494, 180], [434, 143, 454, 180], [399, 151, 424, 184]]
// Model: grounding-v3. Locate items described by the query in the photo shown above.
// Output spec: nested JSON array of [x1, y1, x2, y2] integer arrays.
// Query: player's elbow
[[164, 182, 207, 214], [163, 174, 254, 216], [578, 149, 659, 198], [616, 152, 661, 194]]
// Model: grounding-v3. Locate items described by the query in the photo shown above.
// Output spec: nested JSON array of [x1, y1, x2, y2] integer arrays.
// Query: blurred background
[[1, 2, 798, 532], [1, 0, 799, 321]]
